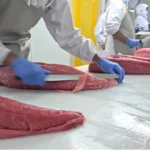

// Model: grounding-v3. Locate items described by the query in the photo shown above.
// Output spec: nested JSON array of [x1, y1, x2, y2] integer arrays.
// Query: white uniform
[[135, 4, 150, 48], [100, 0, 137, 57], [0, 0, 97, 65], [94, 13, 107, 47], [135, 4, 149, 31]]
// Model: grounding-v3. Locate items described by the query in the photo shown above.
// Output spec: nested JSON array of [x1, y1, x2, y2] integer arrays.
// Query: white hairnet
[[136, 3, 148, 16]]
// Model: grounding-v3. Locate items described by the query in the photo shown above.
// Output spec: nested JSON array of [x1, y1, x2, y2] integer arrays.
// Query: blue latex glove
[[135, 27, 140, 33], [11, 58, 51, 86], [126, 38, 141, 48], [98, 58, 125, 83]]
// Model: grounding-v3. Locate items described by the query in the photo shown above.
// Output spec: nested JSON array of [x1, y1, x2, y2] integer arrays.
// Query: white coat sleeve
[[105, 3, 127, 35], [0, 41, 11, 65], [43, 0, 97, 63], [94, 15, 106, 45]]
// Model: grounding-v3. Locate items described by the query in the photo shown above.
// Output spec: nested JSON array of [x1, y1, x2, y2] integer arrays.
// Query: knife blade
[[45, 73, 119, 81]]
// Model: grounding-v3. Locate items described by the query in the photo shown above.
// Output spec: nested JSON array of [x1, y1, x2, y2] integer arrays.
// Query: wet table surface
[[0, 66, 150, 149]]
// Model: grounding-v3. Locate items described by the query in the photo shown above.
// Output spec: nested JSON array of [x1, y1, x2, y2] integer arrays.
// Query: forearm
[[113, 30, 128, 44], [59, 33, 98, 63], [0, 41, 18, 65], [3, 52, 18, 65], [92, 53, 101, 63], [0, 43, 11, 65], [43, 0, 98, 63]]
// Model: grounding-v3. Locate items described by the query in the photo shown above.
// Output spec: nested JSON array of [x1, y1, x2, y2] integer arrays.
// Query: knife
[[45, 73, 119, 81]]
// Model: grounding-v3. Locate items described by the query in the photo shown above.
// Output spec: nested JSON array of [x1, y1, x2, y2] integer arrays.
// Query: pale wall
[[30, 19, 71, 65]]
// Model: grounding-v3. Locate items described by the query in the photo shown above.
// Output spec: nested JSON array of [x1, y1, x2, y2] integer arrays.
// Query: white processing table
[[0, 65, 150, 149]]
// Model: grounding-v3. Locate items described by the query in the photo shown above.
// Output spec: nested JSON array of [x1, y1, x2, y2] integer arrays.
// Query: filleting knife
[[45, 73, 119, 81]]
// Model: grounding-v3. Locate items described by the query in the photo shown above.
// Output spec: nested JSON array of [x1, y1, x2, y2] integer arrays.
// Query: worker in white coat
[[94, 13, 107, 50], [135, 4, 149, 32], [0, 0, 125, 85], [102, 0, 142, 57]]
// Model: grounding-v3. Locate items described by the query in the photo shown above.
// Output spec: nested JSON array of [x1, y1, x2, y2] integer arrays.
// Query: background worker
[[102, 0, 142, 57], [135, 3, 149, 32]]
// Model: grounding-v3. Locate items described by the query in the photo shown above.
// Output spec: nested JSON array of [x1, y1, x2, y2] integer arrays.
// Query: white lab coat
[[94, 13, 107, 46], [0, 0, 97, 64], [105, 0, 127, 35], [135, 4, 149, 31]]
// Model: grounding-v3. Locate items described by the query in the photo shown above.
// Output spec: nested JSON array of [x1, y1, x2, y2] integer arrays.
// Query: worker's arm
[[43, 0, 98, 63], [0, 40, 51, 86], [42, 0, 125, 83], [105, 2, 127, 38], [94, 14, 106, 46], [0, 41, 18, 65], [113, 30, 128, 44]]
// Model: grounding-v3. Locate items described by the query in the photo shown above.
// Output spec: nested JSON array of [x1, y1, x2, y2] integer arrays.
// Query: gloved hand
[[135, 27, 140, 33], [98, 58, 125, 83], [11, 57, 51, 86], [126, 38, 141, 48]]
